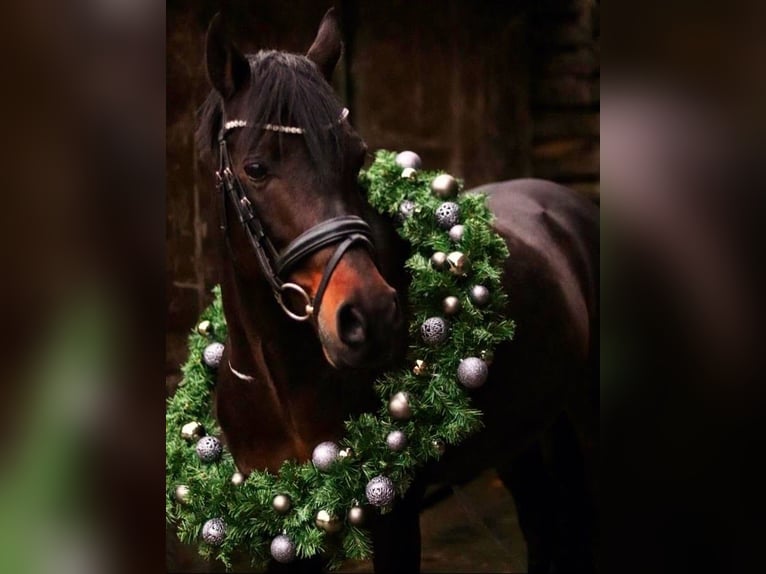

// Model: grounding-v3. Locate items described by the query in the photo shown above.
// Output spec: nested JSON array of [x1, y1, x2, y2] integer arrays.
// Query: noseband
[[215, 108, 374, 322]]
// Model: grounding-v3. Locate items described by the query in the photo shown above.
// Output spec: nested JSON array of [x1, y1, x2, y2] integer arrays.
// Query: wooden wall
[[166, 0, 600, 383]]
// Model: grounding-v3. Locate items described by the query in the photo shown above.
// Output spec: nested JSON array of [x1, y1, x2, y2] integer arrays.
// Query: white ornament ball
[[431, 173, 459, 198], [196, 436, 223, 463], [202, 342, 225, 368], [270, 534, 297, 563], [448, 224, 465, 242], [231, 472, 245, 486], [395, 150, 422, 169], [312, 441, 340, 471], [469, 285, 491, 307], [386, 430, 407, 451], [421, 316, 449, 346], [202, 518, 226, 546], [457, 357, 489, 389], [365, 475, 396, 507], [435, 201, 460, 229]]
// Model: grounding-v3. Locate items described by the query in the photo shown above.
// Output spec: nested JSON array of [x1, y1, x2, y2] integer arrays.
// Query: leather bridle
[[215, 108, 375, 322]]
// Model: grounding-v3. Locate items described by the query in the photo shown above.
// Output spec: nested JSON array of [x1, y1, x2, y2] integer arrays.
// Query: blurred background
[[166, 0, 600, 382]]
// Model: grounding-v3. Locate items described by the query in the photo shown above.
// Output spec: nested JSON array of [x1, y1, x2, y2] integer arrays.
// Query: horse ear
[[205, 13, 250, 99], [307, 7, 343, 81]]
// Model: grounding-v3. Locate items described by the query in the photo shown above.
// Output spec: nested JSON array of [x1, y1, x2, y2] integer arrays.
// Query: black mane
[[196, 50, 345, 177]]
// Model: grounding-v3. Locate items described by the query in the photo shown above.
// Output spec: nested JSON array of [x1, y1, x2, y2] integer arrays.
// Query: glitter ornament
[[202, 342, 225, 368], [202, 518, 226, 546], [457, 357, 489, 389], [196, 436, 223, 463], [386, 430, 407, 451], [312, 441, 340, 471], [435, 201, 460, 229], [365, 475, 396, 507], [270, 534, 296, 563], [421, 316, 448, 346]]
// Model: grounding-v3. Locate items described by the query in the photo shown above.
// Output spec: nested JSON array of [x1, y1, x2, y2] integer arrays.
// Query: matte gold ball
[[272, 494, 292, 514], [197, 320, 213, 336], [413, 359, 428, 376], [231, 472, 245, 486], [388, 391, 412, 421], [180, 421, 205, 441], [431, 251, 448, 270], [347, 505, 366, 526], [446, 251, 470, 276], [315, 510, 343, 533], [174, 484, 190, 504], [442, 295, 461, 316], [431, 173, 459, 198]]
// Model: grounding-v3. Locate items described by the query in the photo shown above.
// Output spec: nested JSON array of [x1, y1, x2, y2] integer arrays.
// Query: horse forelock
[[195, 50, 345, 180]]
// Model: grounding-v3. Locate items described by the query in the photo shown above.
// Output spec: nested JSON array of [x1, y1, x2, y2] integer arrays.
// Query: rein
[[215, 108, 374, 322]]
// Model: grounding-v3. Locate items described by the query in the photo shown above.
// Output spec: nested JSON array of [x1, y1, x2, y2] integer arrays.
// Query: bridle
[[215, 107, 375, 322]]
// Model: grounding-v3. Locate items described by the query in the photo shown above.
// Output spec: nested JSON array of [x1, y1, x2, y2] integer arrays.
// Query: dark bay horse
[[195, 9, 598, 573]]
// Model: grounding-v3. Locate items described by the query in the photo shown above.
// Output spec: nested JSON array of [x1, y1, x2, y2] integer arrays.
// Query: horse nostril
[[337, 303, 367, 347]]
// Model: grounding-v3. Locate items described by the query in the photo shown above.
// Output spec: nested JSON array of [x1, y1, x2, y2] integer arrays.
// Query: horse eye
[[244, 163, 269, 182]]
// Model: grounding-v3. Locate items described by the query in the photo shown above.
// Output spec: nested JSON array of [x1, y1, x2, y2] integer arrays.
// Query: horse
[[193, 9, 598, 573]]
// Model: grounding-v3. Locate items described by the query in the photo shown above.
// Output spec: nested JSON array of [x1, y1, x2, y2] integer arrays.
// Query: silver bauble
[[315, 510, 343, 533], [347, 505, 366, 526], [431, 173, 459, 198], [386, 430, 407, 451], [174, 484, 190, 504], [365, 475, 396, 507], [395, 150, 422, 169], [231, 472, 245, 486], [469, 285, 491, 307], [270, 534, 297, 564], [388, 391, 412, 421], [431, 251, 448, 270], [398, 199, 416, 222], [197, 320, 213, 336], [448, 224, 465, 242], [202, 342, 225, 368], [421, 316, 448, 346], [201, 518, 226, 546], [447, 251, 470, 276], [435, 201, 460, 229], [272, 494, 292, 514], [195, 436, 223, 463], [442, 295, 461, 316], [181, 421, 205, 441], [457, 357, 489, 389], [312, 441, 340, 471], [401, 167, 417, 179]]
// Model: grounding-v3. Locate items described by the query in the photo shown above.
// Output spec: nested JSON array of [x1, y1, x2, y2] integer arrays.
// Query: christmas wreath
[[166, 150, 515, 569]]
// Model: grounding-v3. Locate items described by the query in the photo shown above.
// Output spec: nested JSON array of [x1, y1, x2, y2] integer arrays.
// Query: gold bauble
[[446, 251, 470, 276], [347, 505, 366, 526], [442, 295, 461, 316], [388, 391, 412, 421], [180, 421, 205, 441], [430, 251, 448, 270], [197, 320, 213, 336], [431, 173, 459, 198], [272, 494, 292, 514], [432, 439, 447, 455], [174, 484, 190, 504], [413, 359, 428, 376], [315, 510, 343, 533]]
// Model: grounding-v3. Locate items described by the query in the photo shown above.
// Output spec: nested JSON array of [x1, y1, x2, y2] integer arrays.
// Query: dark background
[[165, 0, 600, 387]]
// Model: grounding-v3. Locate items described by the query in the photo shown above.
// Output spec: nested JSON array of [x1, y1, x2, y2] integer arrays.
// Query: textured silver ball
[[201, 518, 226, 546], [272, 494, 292, 514], [181, 421, 205, 441], [448, 224, 465, 242], [231, 472, 245, 486], [421, 316, 449, 346], [395, 150, 422, 169], [202, 342, 225, 368], [431, 251, 448, 270], [365, 475, 396, 507], [347, 505, 366, 526], [174, 484, 190, 504], [315, 510, 343, 533], [469, 285, 491, 307], [386, 430, 407, 451], [431, 173, 459, 198], [401, 167, 417, 179], [442, 295, 461, 316], [388, 391, 412, 421], [457, 357, 489, 389], [195, 436, 223, 463], [312, 441, 340, 471], [435, 202, 460, 229], [197, 320, 213, 336], [398, 199, 416, 222], [270, 534, 297, 563]]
